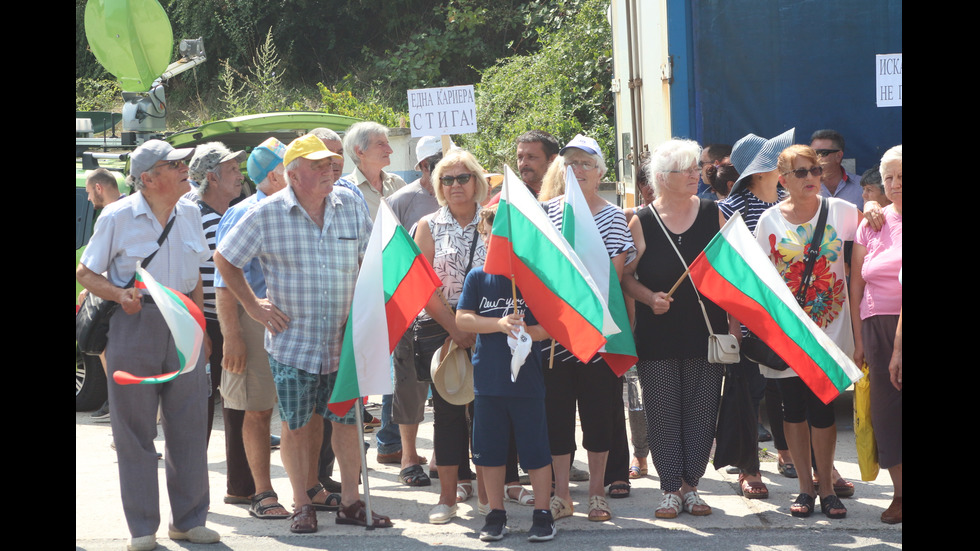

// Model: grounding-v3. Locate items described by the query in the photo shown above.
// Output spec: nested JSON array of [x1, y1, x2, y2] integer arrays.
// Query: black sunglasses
[[814, 149, 840, 157], [783, 166, 823, 179], [439, 173, 473, 186]]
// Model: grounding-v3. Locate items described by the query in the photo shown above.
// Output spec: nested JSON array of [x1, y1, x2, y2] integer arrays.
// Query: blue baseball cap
[[247, 137, 287, 185]]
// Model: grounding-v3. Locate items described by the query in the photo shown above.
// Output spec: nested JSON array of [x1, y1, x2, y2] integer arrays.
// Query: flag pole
[[354, 401, 375, 529], [666, 266, 690, 298]]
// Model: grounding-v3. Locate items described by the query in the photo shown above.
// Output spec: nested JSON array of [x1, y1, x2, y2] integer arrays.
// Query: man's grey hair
[[344, 121, 389, 166], [310, 127, 342, 143], [189, 141, 233, 194]]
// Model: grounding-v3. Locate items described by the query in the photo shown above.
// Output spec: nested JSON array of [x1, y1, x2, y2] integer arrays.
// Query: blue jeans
[[376, 357, 401, 454]]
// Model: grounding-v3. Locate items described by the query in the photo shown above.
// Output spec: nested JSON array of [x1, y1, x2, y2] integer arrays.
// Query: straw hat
[[430, 340, 474, 406]]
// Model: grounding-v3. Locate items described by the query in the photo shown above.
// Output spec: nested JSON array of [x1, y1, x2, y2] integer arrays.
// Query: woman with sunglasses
[[622, 139, 729, 520], [754, 144, 860, 519], [414, 148, 531, 523], [538, 135, 636, 523]]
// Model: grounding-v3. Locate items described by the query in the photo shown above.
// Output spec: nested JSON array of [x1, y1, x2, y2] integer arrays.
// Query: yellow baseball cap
[[283, 133, 341, 167]]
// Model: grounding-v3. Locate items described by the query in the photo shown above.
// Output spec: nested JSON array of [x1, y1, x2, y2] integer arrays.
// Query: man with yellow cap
[[215, 134, 391, 533]]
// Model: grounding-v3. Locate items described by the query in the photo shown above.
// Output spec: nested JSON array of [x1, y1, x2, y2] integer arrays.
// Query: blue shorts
[[269, 356, 358, 430], [472, 395, 551, 470]]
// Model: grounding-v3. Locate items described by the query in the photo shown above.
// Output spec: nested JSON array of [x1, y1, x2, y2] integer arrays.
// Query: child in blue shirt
[[456, 206, 556, 542]]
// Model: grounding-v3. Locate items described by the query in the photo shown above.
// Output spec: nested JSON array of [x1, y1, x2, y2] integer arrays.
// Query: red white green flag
[[484, 166, 618, 364], [329, 201, 442, 416], [113, 265, 206, 385], [688, 213, 862, 403], [560, 170, 637, 376]]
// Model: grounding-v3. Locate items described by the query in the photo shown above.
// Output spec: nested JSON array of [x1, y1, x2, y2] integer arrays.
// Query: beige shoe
[[429, 503, 458, 524], [168, 525, 220, 544], [127, 535, 156, 551], [569, 465, 590, 481], [550, 495, 574, 520]]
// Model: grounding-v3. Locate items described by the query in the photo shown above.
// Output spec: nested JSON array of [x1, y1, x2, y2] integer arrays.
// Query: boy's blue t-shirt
[[457, 266, 545, 398]]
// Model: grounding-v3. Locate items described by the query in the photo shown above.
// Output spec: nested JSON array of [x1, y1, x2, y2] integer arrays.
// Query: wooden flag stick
[[666, 267, 690, 298]]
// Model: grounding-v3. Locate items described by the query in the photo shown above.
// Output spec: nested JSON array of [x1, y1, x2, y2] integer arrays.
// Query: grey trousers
[[106, 303, 210, 538]]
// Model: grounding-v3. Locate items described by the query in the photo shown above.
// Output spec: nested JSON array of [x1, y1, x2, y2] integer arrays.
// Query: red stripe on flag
[[328, 398, 358, 418], [690, 255, 839, 404], [599, 352, 636, 377], [487, 236, 605, 363], [385, 256, 442, 352]]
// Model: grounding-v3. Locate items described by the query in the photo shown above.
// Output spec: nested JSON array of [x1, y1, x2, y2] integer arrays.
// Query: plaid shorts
[[268, 356, 358, 430]]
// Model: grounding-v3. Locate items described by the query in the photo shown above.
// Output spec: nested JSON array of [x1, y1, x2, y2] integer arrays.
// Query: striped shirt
[[545, 198, 635, 365], [717, 188, 787, 234], [194, 198, 222, 321]]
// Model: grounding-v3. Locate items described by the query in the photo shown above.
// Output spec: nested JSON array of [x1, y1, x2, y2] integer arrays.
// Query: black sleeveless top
[[633, 198, 728, 360]]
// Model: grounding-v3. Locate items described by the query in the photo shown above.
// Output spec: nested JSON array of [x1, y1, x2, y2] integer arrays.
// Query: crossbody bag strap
[[649, 204, 715, 334], [794, 197, 828, 306], [123, 211, 178, 289]]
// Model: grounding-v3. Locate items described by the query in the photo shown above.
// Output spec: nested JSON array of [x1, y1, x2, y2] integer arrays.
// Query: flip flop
[[606, 482, 631, 498], [628, 465, 648, 479]]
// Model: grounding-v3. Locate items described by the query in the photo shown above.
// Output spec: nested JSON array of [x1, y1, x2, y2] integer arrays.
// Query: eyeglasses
[[153, 159, 186, 171], [668, 166, 699, 175], [782, 166, 824, 179], [439, 173, 473, 186], [814, 149, 840, 157], [565, 160, 597, 171]]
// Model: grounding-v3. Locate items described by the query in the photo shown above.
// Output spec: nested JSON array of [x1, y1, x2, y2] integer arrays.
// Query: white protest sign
[[408, 85, 477, 137], [876, 53, 902, 107]]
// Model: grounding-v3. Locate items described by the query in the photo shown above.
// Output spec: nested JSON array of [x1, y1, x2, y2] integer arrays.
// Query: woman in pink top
[[849, 145, 902, 525]]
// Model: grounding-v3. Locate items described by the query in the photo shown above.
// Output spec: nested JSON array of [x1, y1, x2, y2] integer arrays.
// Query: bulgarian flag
[[485, 166, 618, 364], [113, 265, 206, 385], [688, 213, 861, 404], [329, 201, 442, 416], [560, 170, 637, 376]]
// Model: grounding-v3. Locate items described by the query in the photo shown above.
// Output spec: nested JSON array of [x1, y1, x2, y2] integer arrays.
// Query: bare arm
[[889, 309, 902, 390], [215, 287, 247, 374], [849, 242, 868, 367], [214, 251, 290, 335], [620, 215, 672, 314], [414, 217, 476, 349], [76, 263, 142, 315], [456, 310, 550, 342]]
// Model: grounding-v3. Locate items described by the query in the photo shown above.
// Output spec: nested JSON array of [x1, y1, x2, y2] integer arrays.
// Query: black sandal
[[306, 482, 342, 511], [820, 494, 847, 519], [249, 490, 290, 519], [398, 464, 432, 487], [790, 493, 815, 517]]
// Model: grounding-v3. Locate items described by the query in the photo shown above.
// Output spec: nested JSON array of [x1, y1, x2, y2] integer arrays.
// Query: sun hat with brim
[[431, 340, 474, 406], [559, 134, 604, 161], [283, 133, 341, 167], [129, 139, 195, 181], [729, 127, 795, 195], [247, 137, 287, 185]]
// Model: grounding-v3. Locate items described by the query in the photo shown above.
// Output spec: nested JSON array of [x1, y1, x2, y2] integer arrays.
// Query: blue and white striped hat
[[730, 127, 795, 194]]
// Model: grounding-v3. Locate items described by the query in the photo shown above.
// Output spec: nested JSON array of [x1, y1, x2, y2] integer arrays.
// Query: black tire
[[76, 344, 107, 411]]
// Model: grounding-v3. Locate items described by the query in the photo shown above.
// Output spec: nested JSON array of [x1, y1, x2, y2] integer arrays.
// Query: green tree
[[459, 0, 613, 175]]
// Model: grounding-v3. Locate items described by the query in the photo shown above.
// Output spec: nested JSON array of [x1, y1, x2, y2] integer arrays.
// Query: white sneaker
[[429, 503, 457, 524], [168, 525, 220, 544], [127, 535, 156, 551]]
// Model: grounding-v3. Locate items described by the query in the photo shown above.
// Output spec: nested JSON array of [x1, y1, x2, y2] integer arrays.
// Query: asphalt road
[[75, 392, 902, 550]]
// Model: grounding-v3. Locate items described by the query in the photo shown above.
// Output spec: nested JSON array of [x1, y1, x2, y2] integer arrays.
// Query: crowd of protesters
[[78, 123, 901, 549]]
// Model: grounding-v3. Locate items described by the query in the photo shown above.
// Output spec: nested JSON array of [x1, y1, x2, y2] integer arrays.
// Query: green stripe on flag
[[705, 237, 853, 392]]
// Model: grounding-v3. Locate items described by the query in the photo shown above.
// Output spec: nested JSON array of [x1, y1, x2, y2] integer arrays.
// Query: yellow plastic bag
[[853, 362, 879, 481]]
